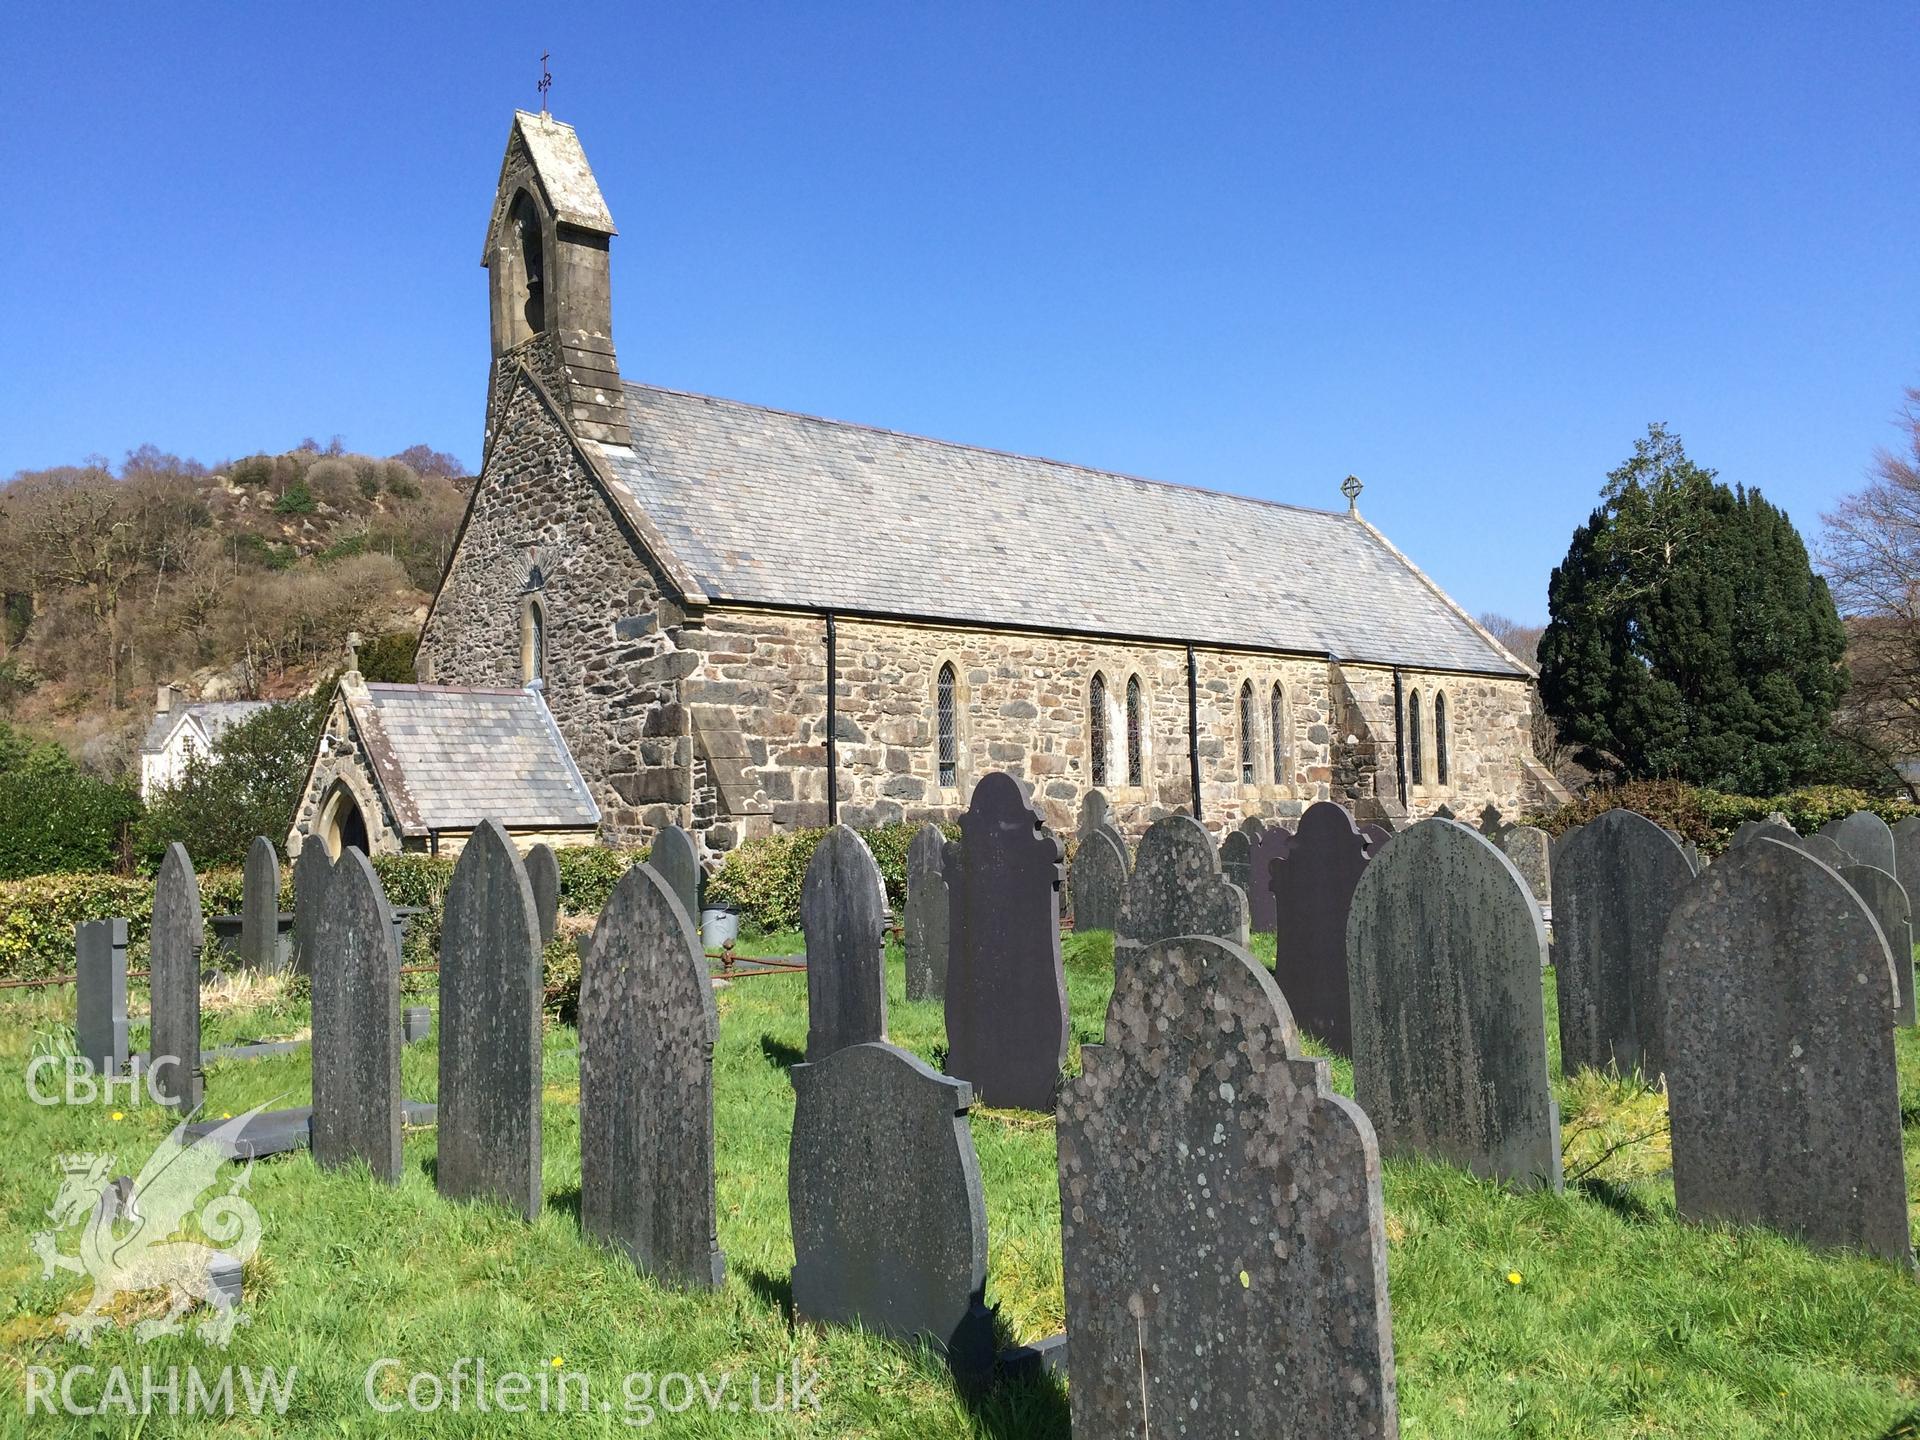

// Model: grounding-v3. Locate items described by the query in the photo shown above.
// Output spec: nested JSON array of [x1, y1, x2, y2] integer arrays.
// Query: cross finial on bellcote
[[538, 51, 552, 113], [1341, 474, 1364, 513]]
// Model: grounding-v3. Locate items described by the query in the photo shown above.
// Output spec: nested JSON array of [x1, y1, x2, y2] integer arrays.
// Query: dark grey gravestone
[[310, 849, 402, 1182], [1663, 839, 1912, 1267], [1895, 817, 1920, 942], [579, 862, 725, 1287], [903, 823, 948, 1002], [1360, 823, 1393, 856], [525, 842, 561, 945], [1118, 815, 1249, 961], [1077, 789, 1115, 842], [1479, 802, 1507, 838], [1218, 829, 1252, 895], [1552, 810, 1695, 1078], [1820, 810, 1898, 876], [790, 1042, 992, 1381], [149, 844, 204, 1111], [1433, 803, 1457, 821], [1060, 934, 1397, 1438], [1270, 801, 1369, 1054], [240, 836, 281, 973], [403, 1005, 431, 1043], [1841, 865, 1915, 1027], [649, 824, 701, 925], [1549, 822, 1585, 869], [1071, 828, 1128, 933], [1238, 815, 1266, 840], [291, 842, 333, 976], [75, 918, 129, 1074], [1347, 819, 1562, 1191], [802, 825, 888, 1061], [1495, 824, 1552, 905], [1798, 833, 1852, 871], [1244, 820, 1293, 935], [1730, 818, 1797, 849], [945, 772, 1067, 1111], [437, 819, 544, 1220]]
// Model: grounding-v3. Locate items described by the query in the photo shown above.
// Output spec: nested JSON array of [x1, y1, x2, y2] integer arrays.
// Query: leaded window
[[937, 662, 958, 788], [1408, 689, 1424, 786], [1089, 673, 1109, 786], [1270, 682, 1287, 785], [1125, 675, 1144, 787], [1435, 691, 1451, 786], [1238, 681, 1256, 783]]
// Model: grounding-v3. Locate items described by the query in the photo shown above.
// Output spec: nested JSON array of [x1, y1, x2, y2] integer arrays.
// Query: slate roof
[[591, 384, 1524, 676], [346, 683, 599, 835], [140, 701, 272, 755], [483, 111, 615, 262]]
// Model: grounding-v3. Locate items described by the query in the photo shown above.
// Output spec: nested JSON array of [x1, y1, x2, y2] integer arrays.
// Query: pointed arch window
[[1407, 688, 1424, 787], [521, 596, 547, 689], [1089, 672, 1109, 787], [1238, 680, 1256, 784], [1434, 691, 1451, 786], [937, 662, 958, 789], [1125, 675, 1144, 787], [1270, 682, 1288, 786]]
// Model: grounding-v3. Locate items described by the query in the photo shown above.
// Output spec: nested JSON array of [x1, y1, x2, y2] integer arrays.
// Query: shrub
[[555, 845, 645, 914], [0, 734, 140, 880], [228, 454, 274, 488], [272, 478, 315, 515], [137, 694, 329, 870], [0, 865, 247, 981], [704, 821, 956, 932], [1527, 780, 1920, 855]]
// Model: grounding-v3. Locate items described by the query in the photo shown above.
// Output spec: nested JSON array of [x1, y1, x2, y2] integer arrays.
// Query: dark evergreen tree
[[1538, 425, 1848, 793]]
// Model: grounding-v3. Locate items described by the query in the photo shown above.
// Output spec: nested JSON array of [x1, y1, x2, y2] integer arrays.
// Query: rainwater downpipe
[[1392, 667, 1408, 812], [1186, 643, 1202, 822], [824, 612, 839, 827]]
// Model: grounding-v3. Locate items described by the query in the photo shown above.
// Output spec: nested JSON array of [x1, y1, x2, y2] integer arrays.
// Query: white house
[[138, 685, 271, 799]]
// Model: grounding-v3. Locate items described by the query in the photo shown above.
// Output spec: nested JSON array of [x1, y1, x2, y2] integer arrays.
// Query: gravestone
[[802, 825, 889, 1060], [1662, 839, 1911, 1266], [1059, 934, 1397, 1438], [1495, 824, 1552, 905], [1360, 823, 1393, 856], [1479, 802, 1507, 838], [790, 1042, 992, 1381], [437, 819, 544, 1220], [291, 843, 334, 976], [1218, 829, 1252, 895], [1077, 789, 1115, 842], [579, 862, 725, 1287], [945, 772, 1067, 1111], [1071, 828, 1128, 933], [1731, 818, 1797, 849], [1553, 810, 1695, 1078], [148, 844, 205, 1111], [525, 842, 561, 944], [240, 836, 282, 972], [1347, 819, 1562, 1191], [310, 849, 402, 1182], [903, 823, 949, 1002], [649, 824, 702, 930], [1433, 803, 1457, 820], [1270, 801, 1370, 1053], [1238, 815, 1266, 840], [1895, 817, 1920, 938], [1245, 822, 1294, 933], [75, 918, 129, 1075], [1117, 814, 1249, 956], [1798, 833, 1852, 871], [1841, 865, 1915, 1027], [1820, 810, 1898, 876]]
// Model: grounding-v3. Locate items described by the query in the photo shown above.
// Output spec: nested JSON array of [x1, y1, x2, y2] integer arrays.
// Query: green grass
[[2, 935, 1918, 1436]]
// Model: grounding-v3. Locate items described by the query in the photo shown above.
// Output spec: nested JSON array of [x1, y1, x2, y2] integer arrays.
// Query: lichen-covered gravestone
[[291, 842, 334, 976], [1798, 833, 1852, 871], [525, 842, 561, 945], [1347, 819, 1562, 1191], [1819, 810, 1899, 876], [240, 835, 282, 972], [1662, 839, 1912, 1267], [579, 862, 725, 1287], [1552, 810, 1696, 1079], [1841, 865, 1915, 1028], [802, 825, 888, 1061], [903, 823, 949, 1002], [1270, 801, 1370, 1054], [1495, 825, 1552, 906], [649, 823, 702, 929], [1071, 827, 1128, 933], [1118, 815, 1249, 966], [1245, 822, 1293, 933], [149, 844, 205, 1111], [1730, 818, 1796, 849], [310, 850, 402, 1182], [945, 773, 1067, 1111], [1895, 817, 1920, 940], [790, 1043, 993, 1382], [75, 918, 129, 1075], [1059, 934, 1397, 1438], [1218, 828, 1253, 895], [437, 820, 544, 1220]]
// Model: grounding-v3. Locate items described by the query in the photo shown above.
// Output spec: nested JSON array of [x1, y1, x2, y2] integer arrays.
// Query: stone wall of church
[[1331, 662, 1540, 822]]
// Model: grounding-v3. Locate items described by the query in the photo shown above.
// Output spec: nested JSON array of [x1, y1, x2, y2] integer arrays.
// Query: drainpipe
[[1391, 668, 1408, 812], [1185, 643, 1202, 822], [824, 613, 839, 826]]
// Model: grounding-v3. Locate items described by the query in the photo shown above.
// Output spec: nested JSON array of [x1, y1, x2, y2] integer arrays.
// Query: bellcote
[[482, 111, 630, 446]]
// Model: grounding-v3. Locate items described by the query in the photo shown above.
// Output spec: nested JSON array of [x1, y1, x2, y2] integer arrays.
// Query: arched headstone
[[1117, 814, 1248, 957], [525, 842, 561, 945], [241, 835, 281, 972], [1730, 818, 1796, 849], [1237, 814, 1266, 840], [149, 844, 205, 1111], [802, 825, 888, 1061], [1270, 801, 1370, 1054], [1552, 810, 1695, 1078], [291, 842, 334, 976], [1494, 824, 1552, 905], [1820, 810, 1898, 876], [1360, 823, 1393, 856], [1895, 817, 1920, 938], [1070, 828, 1128, 933], [903, 823, 949, 1002], [649, 824, 702, 927], [1060, 934, 1397, 1437], [1218, 828, 1252, 895], [1841, 865, 1915, 1027], [790, 1043, 992, 1381], [1347, 819, 1561, 1191], [1077, 789, 1115, 843], [438, 820, 544, 1220], [945, 773, 1066, 1111], [1244, 822, 1292, 934], [579, 862, 725, 1287], [1798, 833, 1852, 871], [1662, 839, 1911, 1266], [311, 849, 402, 1181]]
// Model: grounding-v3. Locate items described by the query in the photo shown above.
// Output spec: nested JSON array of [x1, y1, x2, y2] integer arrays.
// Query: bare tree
[[1478, 613, 1545, 667]]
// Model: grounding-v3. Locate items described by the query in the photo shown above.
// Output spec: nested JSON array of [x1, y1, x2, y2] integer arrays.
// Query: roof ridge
[[618, 380, 1353, 523], [365, 682, 534, 698]]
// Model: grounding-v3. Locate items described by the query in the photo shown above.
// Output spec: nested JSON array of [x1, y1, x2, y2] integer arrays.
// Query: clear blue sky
[[5, 4, 1915, 623]]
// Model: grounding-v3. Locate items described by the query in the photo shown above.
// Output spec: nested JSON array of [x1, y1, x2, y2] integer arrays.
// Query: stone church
[[303, 109, 1562, 860]]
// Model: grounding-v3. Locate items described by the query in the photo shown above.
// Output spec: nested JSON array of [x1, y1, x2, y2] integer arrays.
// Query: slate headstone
[[1347, 819, 1562, 1191], [1270, 801, 1370, 1054], [1433, 803, 1457, 821], [650, 824, 702, 928], [291, 842, 334, 976], [790, 1042, 992, 1380], [1841, 864, 1915, 1027], [903, 823, 949, 1002], [240, 836, 281, 972], [1218, 828, 1252, 896], [1071, 828, 1128, 933], [1663, 839, 1912, 1267], [1895, 816, 1920, 939], [580, 862, 725, 1287], [1117, 814, 1249, 956], [148, 844, 204, 1111], [1730, 818, 1797, 849], [802, 825, 889, 1061], [1479, 802, 1507, 838], [1820, 810, 1898, 876], [310, 849, 402, 1182], [437, 819, 544, 1220], [1798, 833, 1852, 871], [1077, 789, 1115, 842], [1495, 824, 1552, 904], [1244, 820, 1293, 934], [75, 918, 129, 1075], [1360, 823, 1393, 856], [945, 772, 1067, 1111], [1059, 933, 1397, 1438], [525, 842, 561, 945], [1238, 815, 1266, 840], [1552, 810, 1695, 1078]]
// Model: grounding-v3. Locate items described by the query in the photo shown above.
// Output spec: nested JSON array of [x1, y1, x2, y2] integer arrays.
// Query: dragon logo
[[31, 1107, 269, 1347]]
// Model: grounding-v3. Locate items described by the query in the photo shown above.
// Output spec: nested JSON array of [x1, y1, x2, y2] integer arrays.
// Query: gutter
[[1186, 643, 1202, 822]]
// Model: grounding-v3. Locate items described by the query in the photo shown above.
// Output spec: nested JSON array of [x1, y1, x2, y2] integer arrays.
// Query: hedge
[[704, 822, 959, 933], [1525, 780, 1920, 855]]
